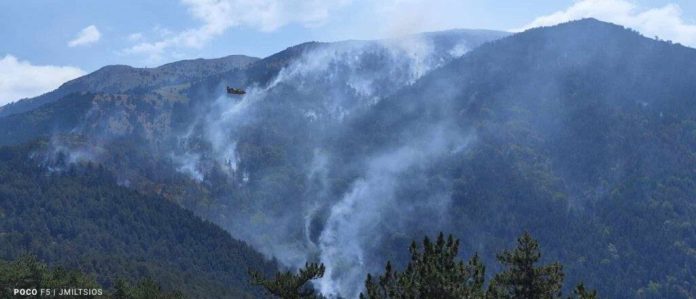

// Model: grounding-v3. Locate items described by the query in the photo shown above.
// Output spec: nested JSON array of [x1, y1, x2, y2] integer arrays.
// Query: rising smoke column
[[316, 124, 474, 298], [171, 34, 482, 298]]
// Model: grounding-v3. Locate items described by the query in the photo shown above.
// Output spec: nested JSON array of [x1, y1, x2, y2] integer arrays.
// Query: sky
[[0, 0, 695, 105]]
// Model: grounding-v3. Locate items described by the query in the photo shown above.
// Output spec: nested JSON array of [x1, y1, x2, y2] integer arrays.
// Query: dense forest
[[0, 19, 695, 298], [0, 142, 276, 298], [2, 233, 597, 299], [0, 255, 184, 299], [249, 233, 598, 299]]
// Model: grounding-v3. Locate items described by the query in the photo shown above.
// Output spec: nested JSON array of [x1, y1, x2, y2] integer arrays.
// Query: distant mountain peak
[[0, 55, 260, 118]]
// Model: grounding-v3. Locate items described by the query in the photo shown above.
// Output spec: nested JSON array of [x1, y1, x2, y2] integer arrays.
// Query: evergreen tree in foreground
[[250, 262, 325, 299], [359, 232, 597, 299], [569, 283, 598, 299], [361, 233, 486, 299], [488, 232, 564, 298]]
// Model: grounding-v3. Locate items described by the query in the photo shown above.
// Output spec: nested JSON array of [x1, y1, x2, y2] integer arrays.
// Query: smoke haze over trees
[[1, 19, 696, 298]]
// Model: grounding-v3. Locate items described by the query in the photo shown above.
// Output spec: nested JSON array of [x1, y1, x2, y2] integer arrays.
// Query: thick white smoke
[[317, 124, 474, 298], [174, 33, 461, 182], [36, 32, 480, 298], [36, 31, 484, 298], [170, 32, 486, 298]]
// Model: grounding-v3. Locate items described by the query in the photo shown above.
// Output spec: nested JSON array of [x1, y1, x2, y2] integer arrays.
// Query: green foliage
[[3, 19, 696, 299], [489, 232, 564, 299], [362, 233, 596, 299], [0, 255, 186, 299], [362, 233, 486, 299], [569, 283, 597, 299], [0, 143, 276, 299], [250, 262, 325, 299], [112, 278, 184, 299], [0, 255, 100, 299]]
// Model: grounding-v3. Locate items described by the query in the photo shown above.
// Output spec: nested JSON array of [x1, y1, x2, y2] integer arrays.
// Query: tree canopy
[[360, 233, 595, 299]]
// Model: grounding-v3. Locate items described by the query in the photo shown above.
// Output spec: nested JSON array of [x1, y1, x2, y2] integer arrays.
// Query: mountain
[[0, 28, 509, 298], [175, 19, 694, 298], [336, 18, 696, 298], [0, 55, 259, 119], [0, 141, 277, 298], [2, 20, 696, 298], [0, 29, 507, 144]]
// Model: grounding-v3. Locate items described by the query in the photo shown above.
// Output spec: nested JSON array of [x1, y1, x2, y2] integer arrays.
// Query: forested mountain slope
[[1, 19, 695, 298], [342, 18, 696, 298], [0, 142, 277, 299], [0, 55, 259, 118]]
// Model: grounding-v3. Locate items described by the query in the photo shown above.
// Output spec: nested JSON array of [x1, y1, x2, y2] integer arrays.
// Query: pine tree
[[361, 233, 486, 299], [250, 262, 325, 299], [488, 232, 564, 299], [568, 283, 597, 299]]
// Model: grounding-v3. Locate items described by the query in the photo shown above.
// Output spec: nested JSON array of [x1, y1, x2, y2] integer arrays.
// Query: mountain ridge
[[0, 54, 259, 118], [2, 19, 696, 298], [0, 29, 508, 119], [346, 18, 696, 297]]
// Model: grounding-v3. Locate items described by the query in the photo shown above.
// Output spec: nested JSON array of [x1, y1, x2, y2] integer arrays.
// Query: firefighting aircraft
[[226, 86, 246, 95]]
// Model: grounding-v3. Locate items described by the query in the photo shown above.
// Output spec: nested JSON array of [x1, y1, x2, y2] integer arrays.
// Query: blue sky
[[1, 0, 695, 104]]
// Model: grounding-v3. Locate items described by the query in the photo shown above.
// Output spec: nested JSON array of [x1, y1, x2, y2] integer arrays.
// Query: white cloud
[[0, 55, 85, 105], [366, 0, 480, 37], [519, 0, 696, 47], [124, 0, 351, 59], [68, 25, 102, 47], [127, 32, 144, 42]]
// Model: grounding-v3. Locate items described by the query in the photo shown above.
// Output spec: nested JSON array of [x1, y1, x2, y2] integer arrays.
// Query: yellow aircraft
[[227, 86, 246, 95]]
